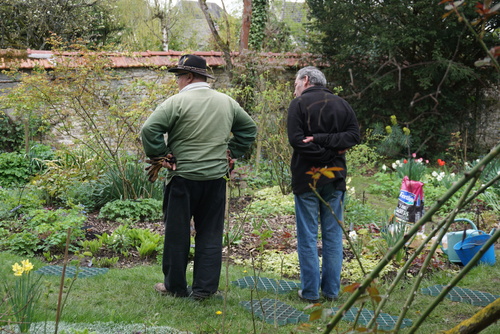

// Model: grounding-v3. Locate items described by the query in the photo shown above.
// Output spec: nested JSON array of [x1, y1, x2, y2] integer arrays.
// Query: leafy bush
[[93, 160, 164, 207], [345, 196, 386, 228], [0, 112, 23, 152], [0, 152, 31, 187], [367, 172, 401, 198], [27, 144, 55, 174], [232, 250, 300, 278], [0, 186, 45, 220], [346, 142, 383, 176], [96, 225, 163, 257], [247, 186, 295, 217], [98, 198, 162, 222], [1, 207, 87, 256], [30, 147, 105, 207]]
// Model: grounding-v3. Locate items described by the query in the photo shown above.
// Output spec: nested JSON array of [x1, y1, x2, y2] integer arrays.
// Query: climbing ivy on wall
[[249, 0, 268, 50]]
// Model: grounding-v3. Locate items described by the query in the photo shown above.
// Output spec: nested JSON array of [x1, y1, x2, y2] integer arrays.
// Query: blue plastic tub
[[453, 234, 496, 266]]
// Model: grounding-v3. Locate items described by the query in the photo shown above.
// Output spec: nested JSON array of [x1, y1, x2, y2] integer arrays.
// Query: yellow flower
[[216, 311, 223, 315], [385, 125, 392, 134], [403, 127, 411, 135], [21, 259, 34, 273], [390, 115, 397, 125], [12, 263, 24, 276]]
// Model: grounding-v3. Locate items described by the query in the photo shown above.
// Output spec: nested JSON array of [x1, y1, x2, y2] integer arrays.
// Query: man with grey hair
[[287, 66, 360, 303]]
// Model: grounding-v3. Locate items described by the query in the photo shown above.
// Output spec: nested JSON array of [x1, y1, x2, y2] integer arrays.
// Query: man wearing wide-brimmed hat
[[141, 54, 257, 301]]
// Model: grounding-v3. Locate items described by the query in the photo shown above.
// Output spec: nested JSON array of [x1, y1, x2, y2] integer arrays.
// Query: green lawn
[[1, 251, 499, 334]]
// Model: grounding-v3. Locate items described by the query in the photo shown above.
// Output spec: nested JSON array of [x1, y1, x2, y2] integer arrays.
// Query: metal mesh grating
[[329, 307, 413, 331], [35, 265, 109, 278], [231, 276, 301, 294], [421, 285, 499, 307], [240, 298, 309, 325]]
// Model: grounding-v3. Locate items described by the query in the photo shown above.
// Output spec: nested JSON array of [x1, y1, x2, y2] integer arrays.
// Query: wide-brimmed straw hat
[[168, 54, 215, 79]]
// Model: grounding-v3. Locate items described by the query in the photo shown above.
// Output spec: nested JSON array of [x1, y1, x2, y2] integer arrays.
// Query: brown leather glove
[[145, 155, 176, 183]]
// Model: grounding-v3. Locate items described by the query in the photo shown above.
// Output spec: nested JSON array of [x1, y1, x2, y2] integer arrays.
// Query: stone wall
[[1, 65, 499, 151]]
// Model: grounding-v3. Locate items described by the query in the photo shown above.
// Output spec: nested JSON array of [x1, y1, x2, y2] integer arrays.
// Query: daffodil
[[5, 259, 41, 333], [12, 262, 24, 276], [21, 259, 34, 273]]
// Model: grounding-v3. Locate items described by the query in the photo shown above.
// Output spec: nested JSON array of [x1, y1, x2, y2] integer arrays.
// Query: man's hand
[[227, 150, 235, 171], [161, 153, 177, 171], [145, 154, 177, 183], [303, 136, 314, 143], [303, 136, 350, 155]]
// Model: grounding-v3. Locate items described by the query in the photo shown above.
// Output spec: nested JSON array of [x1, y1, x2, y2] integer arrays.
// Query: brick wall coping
[[0, 49, 324, 70]]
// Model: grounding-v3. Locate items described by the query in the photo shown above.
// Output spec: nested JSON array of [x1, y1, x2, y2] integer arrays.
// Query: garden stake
[[54, 228, 71, 334]]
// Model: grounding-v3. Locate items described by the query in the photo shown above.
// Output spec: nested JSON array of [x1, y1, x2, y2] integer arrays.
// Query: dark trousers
[[162, 176, 226, 297]]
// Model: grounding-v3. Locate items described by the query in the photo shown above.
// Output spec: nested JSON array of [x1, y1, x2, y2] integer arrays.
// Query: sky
[[175, 0, 305, 16]]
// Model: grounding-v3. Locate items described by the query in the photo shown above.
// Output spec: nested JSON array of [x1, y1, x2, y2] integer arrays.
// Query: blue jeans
[[294, 183, 344, 300]]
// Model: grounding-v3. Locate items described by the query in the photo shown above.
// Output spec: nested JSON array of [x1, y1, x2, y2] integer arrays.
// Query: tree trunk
[[198, 0, 232, 79], [240, 0, 251, 51]]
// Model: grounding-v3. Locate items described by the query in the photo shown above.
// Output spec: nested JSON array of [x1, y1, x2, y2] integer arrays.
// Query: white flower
[[349, 231, 358, 240], [432, 171, 438, 177], [382, 165, 387, 171], [392, 163, 397, 169]]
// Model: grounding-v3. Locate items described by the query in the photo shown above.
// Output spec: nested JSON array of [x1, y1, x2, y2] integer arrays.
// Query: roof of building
[[0, 49, 323, 70]]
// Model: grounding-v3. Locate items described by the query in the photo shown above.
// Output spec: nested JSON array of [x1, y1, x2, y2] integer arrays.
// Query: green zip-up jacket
[[141, 86, 257, 181]]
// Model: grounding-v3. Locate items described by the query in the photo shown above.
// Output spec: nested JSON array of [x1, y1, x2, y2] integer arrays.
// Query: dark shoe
[[298, 290, 320, 304], [189, 290, 224, 301], [322, 294, 338, 302]]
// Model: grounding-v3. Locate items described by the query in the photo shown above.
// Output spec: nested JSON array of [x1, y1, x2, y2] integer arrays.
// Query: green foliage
[[367, 172, 401, 198], [306, 0, 498, 158], [345, 196, 385, 229], [30, 147, 104, 208], [252, 73, 294, 194], [0, 186, 44, 220], [80, 239, 104, 255], [345, 142, 382, 176], [2, 259, 42, 333], [27, 144, 55, 174], [0, 0, 124, 49], [0, 207, 86, 256], [0, 152, 30, 187], [1, 42, 176, 206], [92, 256, 119, 268], [341, 255, 396, 283], [232, 250, 300, 278], [0, 112, 23, 152], [96, 225, 162, 258], [247, 186, 295, 217], [371, 118, 412, 158], [93, 160, 164, 207], [249, 0, 269, 50], [98, 198, 162, 222], [392, 157, 429, 182]]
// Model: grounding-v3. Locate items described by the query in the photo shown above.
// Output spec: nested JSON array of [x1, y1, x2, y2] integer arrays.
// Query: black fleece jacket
[[287, 85, 361, 194]]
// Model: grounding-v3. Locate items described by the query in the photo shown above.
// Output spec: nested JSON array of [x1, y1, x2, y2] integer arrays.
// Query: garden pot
[[453, 233, 496, 266], [440, 218, 479, 264]]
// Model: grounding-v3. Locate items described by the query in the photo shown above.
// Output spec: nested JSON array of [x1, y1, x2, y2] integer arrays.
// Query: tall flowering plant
[[3, 259, 42, 333], [391, 153, 429, 181]]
